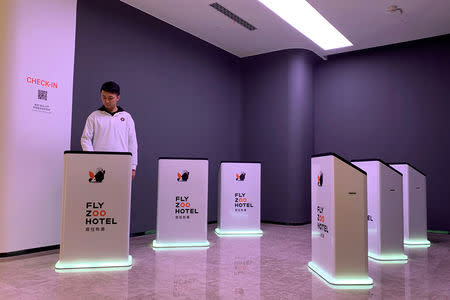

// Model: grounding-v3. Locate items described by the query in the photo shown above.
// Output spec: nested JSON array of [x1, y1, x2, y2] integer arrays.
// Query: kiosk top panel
[[351, 158, 403, 177], [158, 157, 208, 161], [311, 152, 367, 175], [64, 151, 131, 156], [389, 162, 426, 177]]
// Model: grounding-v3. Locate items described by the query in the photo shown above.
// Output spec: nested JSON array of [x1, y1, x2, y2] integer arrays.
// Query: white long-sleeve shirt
[[81, 107, 138, 170]]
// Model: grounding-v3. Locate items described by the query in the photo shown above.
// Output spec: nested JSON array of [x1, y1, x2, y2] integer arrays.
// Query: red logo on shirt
[[120, 117, 125, 122]]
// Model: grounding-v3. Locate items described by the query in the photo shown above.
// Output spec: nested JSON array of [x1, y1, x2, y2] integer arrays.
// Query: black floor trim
[[0, 245, 60, 258]]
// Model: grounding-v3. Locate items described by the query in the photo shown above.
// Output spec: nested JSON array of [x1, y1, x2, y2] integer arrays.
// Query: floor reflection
[[404, 246, 430, 299], [154, 248, 207, 299], [217, 236, 261, 299], [56, 267, 129, 298], [0, 224, 449, 299]]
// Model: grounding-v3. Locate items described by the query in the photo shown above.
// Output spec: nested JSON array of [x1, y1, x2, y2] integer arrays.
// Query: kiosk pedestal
[[309, 153, 372, 287], [55, 151, 132, 269], [153, 158, 209, 248], [216, 162, 262, 236], [390, 163, 430, 247], [352, 159, 407, 262]]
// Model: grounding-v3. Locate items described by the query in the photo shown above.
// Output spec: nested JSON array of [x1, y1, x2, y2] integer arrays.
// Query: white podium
[[55, 151, 132, 269], [153, 158, 209, 248], [216, 162, 262, 236], [390, 163, 430, 247], [352, 159, 407, 262], [309, 153, 373, 287]]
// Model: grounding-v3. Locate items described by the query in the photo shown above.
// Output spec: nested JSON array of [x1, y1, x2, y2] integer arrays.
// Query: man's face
[[101, 90, 120, 112]]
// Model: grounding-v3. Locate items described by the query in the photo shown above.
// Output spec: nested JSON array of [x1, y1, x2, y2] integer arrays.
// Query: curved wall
[[241, 50, 320, 224]]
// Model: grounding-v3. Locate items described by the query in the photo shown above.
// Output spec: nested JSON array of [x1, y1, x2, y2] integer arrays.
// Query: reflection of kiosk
[[352, 159, 407, 262], [218, 237, 261, 298], [216, 162, 262, 236], [56, 151, 133, 269], [309, 153, 373, 287], [154, 249, 207, 298], [153, 158, 209, 248], [390, 163, 430, 247]]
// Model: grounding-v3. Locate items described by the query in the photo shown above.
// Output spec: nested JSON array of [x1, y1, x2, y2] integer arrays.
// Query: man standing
[[81, 81, 138, 179]]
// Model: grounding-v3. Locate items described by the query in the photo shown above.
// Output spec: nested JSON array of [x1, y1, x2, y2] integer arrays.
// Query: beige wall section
[[0, 0, 77, 253], [0, 1, 15, 244]]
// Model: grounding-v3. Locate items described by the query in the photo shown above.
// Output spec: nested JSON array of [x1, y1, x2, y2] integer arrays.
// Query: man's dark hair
[[100, 81, 120, 96]]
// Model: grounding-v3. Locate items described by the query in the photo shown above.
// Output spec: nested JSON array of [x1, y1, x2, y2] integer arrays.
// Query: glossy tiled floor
[[0, 224, 449, 299]]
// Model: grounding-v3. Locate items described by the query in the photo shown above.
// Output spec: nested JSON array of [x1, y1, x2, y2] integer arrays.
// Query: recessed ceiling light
[[258, 0, 353, 51]]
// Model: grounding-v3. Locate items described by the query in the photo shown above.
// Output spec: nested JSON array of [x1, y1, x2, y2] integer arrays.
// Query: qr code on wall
[[38, 89, 48, 100]]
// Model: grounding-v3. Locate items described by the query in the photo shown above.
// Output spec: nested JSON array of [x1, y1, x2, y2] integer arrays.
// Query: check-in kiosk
[[153, 158, 209, 248], [56, 151, 133, 269], [352, 159, 407, 262], [216, 162, 262, 236], [390, 163, 430, 247], [309, 153, 373, 287]]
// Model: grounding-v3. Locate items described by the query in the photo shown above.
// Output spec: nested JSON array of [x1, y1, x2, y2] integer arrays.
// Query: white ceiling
[[121, 0, 450, 58]]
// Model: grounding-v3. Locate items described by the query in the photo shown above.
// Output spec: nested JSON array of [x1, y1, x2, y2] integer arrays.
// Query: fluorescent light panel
[[258, 0, 352, 50]]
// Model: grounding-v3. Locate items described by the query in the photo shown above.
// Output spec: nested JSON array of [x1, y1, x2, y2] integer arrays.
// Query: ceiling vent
[[210, 2, 257, 31]]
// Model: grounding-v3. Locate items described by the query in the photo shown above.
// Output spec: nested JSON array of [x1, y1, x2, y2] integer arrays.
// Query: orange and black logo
[[317, 172, 323, 187], [236, 172, 246, 181], [89, 168, 106, 183], [177, 170, 189, 182]]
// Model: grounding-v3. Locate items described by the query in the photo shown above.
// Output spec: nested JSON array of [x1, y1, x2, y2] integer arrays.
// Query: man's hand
[[132, 169, 136, 180]]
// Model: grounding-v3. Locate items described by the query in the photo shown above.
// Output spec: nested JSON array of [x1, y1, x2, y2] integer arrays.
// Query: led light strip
[[404, 239, 431, 246], [215, 228, 263, 237], [258, 0, 352, 50], [152, 240, 210, 248], [55, 266, 132, 273], [368, 252, 408, 263], [308, 261, 373, 288], [55, 255, 132, 270]]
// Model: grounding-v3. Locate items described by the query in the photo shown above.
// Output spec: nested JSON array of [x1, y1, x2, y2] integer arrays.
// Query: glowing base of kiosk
[[152, 240, 210, 249], [55, 255, 132, 270], [214, 228, 263, 237], [368, 252, 408, 262], [308, 262, 373, 289], [404, 239, 431, 248]]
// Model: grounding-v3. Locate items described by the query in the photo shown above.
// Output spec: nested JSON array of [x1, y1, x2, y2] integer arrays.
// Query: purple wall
[[241, 50, 319, 224], [72, 0, 450, 232], [72, 0, 242, 233], [315, 35, 450, 231]]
